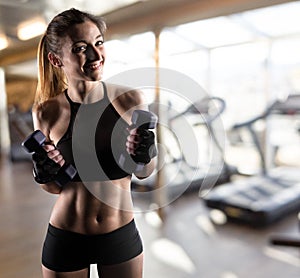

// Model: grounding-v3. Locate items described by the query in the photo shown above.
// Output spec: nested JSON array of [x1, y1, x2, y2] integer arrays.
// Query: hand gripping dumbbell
[[119, 110, 158, 173], [22, 130, 77, 187]]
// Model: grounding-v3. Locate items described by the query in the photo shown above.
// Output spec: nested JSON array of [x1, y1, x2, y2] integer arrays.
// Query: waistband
[[47, 219, 136, 239]]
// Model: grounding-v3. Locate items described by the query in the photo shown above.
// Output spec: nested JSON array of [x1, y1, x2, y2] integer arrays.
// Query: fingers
[[126, 128, 140, 155], [43, 144, 65, 167]]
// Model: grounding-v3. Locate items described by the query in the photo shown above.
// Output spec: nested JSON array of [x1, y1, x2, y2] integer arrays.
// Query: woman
[[32, 8, 156, 278]]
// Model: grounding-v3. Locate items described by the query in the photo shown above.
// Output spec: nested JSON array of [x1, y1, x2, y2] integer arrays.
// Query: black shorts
[[41, 219, 143, 272]]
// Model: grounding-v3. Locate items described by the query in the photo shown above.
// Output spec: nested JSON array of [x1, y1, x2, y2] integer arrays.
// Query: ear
[[48, 52, 63, 68]]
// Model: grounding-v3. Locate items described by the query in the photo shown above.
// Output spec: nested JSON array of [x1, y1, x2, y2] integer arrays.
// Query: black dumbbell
[[22, 130, 77, 187], [119, 110, 158, 173]]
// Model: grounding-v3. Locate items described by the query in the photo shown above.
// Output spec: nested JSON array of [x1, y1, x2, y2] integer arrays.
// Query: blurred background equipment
[[203, 95, 300, 227]]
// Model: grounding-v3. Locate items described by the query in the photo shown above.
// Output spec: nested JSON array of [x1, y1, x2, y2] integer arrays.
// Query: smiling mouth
[[85, 61, 103, 71]]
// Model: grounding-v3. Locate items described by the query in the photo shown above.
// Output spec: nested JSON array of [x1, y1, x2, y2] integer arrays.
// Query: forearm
[[134, 157, 157, 179], [33, 165, 63, 194], [40, 182, 62, 194]]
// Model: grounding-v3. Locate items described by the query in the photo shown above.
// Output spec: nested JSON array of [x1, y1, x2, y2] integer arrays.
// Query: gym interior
[[1, 0, 300, 277]]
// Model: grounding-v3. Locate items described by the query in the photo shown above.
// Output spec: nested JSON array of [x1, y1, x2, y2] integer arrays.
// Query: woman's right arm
[[32, 105, 64, 194]]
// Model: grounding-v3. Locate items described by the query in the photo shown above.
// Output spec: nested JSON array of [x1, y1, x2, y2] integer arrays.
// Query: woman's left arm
[[120, 88, 158, 179]]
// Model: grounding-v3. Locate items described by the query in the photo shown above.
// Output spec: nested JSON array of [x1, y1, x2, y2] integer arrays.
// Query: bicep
[[134, 89, 149, 110], [125, 89, 150, 113], [32, 107, 51, 142]]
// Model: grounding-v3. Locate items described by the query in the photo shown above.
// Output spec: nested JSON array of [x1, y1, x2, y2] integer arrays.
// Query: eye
[[96, 39, 104, 47], [73, 44, 87, 53]]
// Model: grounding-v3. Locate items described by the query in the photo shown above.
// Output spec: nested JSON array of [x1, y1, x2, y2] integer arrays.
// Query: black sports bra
[[56, 82, 130, 181]]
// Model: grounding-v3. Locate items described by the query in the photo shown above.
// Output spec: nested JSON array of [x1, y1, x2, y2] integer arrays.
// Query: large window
[[104, 1, 300, 169]]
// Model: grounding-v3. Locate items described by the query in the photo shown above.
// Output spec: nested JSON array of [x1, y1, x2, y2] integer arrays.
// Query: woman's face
[[58, 20, 106, 82]]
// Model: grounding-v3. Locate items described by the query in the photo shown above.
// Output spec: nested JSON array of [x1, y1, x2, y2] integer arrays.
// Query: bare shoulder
[[32, 94, 66, 140], [105, 82, 148, 112]]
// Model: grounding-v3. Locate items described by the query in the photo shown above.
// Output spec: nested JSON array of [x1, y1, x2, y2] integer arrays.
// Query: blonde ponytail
[[34, 34, 66, 108]]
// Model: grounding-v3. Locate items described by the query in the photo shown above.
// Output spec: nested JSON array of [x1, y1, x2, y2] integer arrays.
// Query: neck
[[67, 80, 103, 103]]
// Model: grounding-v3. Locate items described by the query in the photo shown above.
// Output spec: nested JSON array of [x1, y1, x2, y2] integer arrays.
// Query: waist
[[50, 180, 134, 234]]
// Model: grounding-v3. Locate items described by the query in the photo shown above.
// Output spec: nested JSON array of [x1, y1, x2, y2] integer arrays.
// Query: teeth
[[86, 63, 102, 70]]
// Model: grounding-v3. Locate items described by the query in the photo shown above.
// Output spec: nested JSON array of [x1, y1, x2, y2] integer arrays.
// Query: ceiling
[[0, 0, 297, 78], [0, 0, 141, 51], [0, 0, 142, 37]]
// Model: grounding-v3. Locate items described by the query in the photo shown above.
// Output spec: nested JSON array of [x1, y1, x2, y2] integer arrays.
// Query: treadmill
[[203, 95, 300, 227]]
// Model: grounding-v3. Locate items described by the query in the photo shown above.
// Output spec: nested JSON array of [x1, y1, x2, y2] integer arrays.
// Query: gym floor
[[0, 158, 299, 278]]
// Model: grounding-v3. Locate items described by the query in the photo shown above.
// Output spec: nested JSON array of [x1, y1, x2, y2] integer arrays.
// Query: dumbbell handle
[[119, 110, 157, 173]]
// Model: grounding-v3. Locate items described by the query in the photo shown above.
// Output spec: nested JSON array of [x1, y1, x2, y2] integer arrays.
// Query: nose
[[86, 45, 102, 61]]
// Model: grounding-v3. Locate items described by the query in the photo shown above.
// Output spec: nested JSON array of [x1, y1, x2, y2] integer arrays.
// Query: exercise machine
[[203, 95, 300, 227], [131, 96, 237, 198]]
